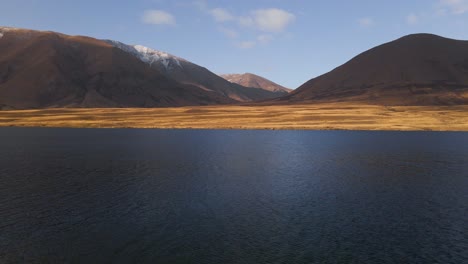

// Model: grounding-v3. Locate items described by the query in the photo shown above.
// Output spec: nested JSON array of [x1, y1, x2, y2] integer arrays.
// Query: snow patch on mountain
[[104, 39, 184, 70], [133, 45, 183, 69], [0, 27, 14, 39], [0, 26, 21, 32], [104, 40, 140, 56], [0, 26, 22, 37]]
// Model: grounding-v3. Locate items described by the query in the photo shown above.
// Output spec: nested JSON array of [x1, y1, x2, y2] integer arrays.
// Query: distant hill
[[221, 73, 291, 94], [276, 34, 468, 105], [0, 27, 281, 109]]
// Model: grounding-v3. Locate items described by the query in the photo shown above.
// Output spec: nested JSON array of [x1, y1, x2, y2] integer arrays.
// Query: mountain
[[277, 34, 468, 105], [0, 27, 236, 109], [0, 27, 281, 109], [220, 73, 291, 94], [103, 41, 281, 102]]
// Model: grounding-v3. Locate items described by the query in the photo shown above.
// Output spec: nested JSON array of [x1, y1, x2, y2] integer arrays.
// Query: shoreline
[[0, 124, 466, 132], [1, 104, 468, 131]]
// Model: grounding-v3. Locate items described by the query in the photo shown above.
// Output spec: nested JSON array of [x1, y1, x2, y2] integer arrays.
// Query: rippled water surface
[[0, 128, 467, 263]]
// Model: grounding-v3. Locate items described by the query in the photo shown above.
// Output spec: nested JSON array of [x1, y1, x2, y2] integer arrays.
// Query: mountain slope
[[278, 34, 468, 105], [221, 73, 291, 94], [0, 27, 234, 109], [105, 41, 282, 102]]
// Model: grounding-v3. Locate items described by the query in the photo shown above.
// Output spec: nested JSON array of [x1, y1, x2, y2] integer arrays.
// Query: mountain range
[[1, 27, 468, 109], [0, 26, 283, 109], [103, 40, 286, 102]]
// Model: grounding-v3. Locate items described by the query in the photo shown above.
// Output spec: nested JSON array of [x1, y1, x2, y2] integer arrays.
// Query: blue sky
[[1, 0, 468, 88]]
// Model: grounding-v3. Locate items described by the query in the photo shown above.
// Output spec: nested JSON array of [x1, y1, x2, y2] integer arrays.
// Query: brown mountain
[[220, 73, 291, 94], [278, 34, 468, 105], [0, 27, 281, 109], [0, 27, 236, 109], [104, 41, 282, 102]]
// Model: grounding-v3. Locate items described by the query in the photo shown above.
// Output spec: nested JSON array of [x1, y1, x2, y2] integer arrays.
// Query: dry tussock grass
[[1, 104, 468, 131]]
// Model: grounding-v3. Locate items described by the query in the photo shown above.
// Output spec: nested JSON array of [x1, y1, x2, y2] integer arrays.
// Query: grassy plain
[[1, 104, 468, 131]]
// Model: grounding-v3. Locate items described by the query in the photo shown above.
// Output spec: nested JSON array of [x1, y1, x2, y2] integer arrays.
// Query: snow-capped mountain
[[0, 27, 234, 109], [0, 26, 285, 109], [105, 39, 285, 102], [0, 26, 20, 36], [134, 45, 183, 69], [103, 40, 184, 71], [0, 27, 24, 38]]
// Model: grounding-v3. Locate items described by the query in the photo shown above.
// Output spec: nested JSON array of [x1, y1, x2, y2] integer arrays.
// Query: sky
[[1, 0, 468, 89]]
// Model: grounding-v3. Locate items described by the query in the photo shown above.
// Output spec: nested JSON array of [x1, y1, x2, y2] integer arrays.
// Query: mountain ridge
[[275, 33, 468, 105], [0, 26, 235, 109], [0, 26, 284, 109], [221, 73, 291, 94], [103, 39, 285, 102]]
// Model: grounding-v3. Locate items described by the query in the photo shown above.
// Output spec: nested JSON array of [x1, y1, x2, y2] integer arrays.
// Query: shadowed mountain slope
[[277, 34, 468, 105]]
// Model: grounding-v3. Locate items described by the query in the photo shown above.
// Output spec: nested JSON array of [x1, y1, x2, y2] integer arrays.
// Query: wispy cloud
[[218, 27, 238, 38], [406, 13, 419, 25], [233, 34, 274, 50], [195, 3, 295, 49], [210, 8, 235, 22], [438, 0, 468, 14], [142, 10, 176, 25], [358, 17, 374, 27], [236, 41, 256, 49], [208, 7, 295, 33], [240, 8, 296, 33], [257, 34, 274, 45]]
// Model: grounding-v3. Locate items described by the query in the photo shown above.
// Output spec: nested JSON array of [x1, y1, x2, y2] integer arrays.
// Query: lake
[[0, 128, 467, 263]]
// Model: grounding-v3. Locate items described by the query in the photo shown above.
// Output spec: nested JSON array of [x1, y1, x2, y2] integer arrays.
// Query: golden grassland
[[1, 104, 468, 131]]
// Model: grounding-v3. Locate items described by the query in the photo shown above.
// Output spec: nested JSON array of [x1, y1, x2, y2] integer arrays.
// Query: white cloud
[[234, 34, 273, 50], [257, 34, 274, 44], [218, 27, 238, 38], [238, 16, 254, 27], [210, 8, 295, 33], [210, 8, 235, 22], [358, 17, 374, 27], [241, 8, 296, 33], [237, 41, 256, 49], [195, 4, 295, 48], [406, 13, 419, 25], [142, 10, 176, 25], [439, 0, 468, 14]]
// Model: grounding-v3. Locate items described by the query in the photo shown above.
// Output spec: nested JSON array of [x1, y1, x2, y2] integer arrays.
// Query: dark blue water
[[0, 128, 467, 263]]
